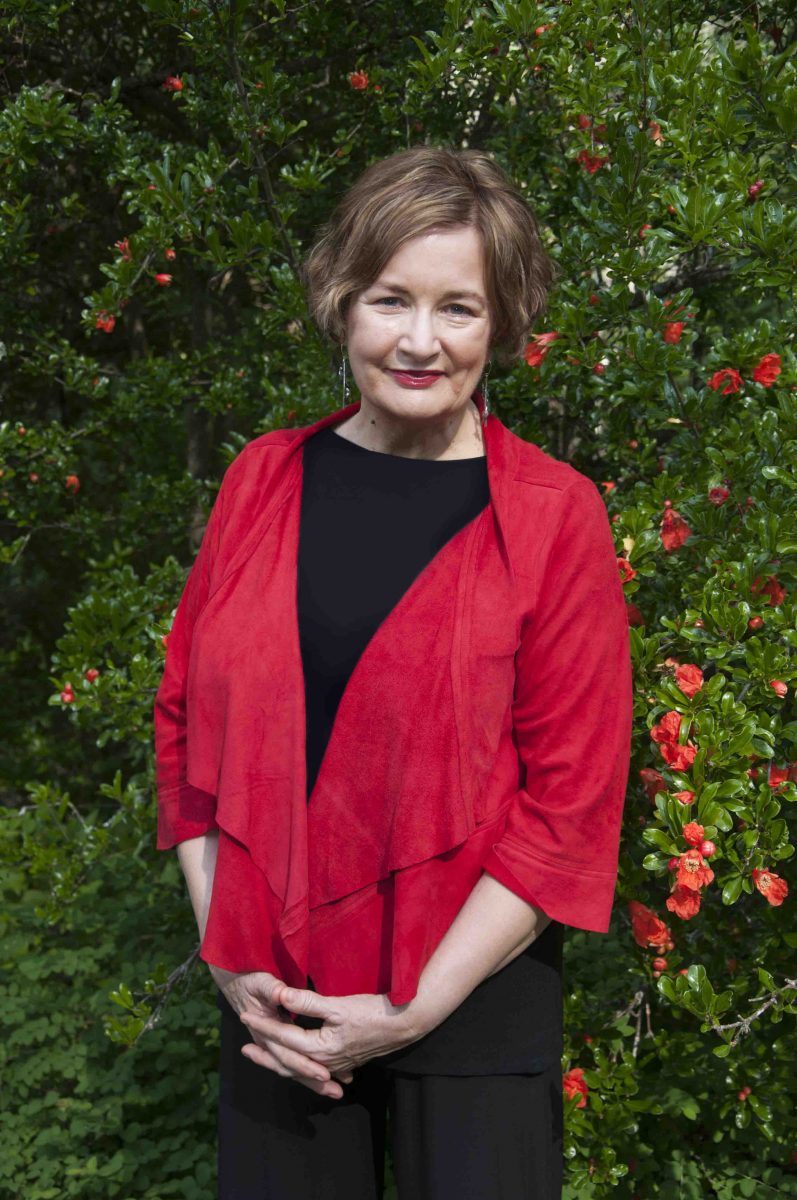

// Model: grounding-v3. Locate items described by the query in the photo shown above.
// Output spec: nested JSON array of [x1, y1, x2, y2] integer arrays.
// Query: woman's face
[[344, 225, 492, 428]]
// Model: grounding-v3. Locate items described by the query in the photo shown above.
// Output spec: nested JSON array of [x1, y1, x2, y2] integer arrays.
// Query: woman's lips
[[387, 369, 444, 388]]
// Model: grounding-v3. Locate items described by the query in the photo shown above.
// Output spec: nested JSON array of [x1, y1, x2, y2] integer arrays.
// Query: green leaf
[[722, 875, 743, 904]]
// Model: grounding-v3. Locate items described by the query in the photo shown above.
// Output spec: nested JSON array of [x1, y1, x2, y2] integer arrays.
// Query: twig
[[707, 978, 796, 1049], [136, 945, 202, 1039]]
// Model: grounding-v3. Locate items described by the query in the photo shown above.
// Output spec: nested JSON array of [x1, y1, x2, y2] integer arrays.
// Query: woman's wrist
[[208, 963, 239, 990], [398, 873, 549, 1038]]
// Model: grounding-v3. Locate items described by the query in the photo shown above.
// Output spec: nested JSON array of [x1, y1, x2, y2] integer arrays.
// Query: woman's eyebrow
[[374, 281, 486, 305]]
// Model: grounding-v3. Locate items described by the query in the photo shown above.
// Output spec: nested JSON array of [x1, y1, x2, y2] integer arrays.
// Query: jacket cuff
[[481, 837, 617, 933], [156, 783, 218, 850], [481, 855, 548, 912]]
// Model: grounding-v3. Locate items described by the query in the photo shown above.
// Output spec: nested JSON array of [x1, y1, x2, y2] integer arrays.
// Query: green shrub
[[1, 1, 795, 1196]]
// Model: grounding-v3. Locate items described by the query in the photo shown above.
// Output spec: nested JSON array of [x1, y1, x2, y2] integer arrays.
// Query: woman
[[154, 146, 634, 1198]]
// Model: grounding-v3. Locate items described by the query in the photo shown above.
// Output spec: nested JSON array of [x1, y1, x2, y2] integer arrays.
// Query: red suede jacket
[[154, 390, 634, 1005]]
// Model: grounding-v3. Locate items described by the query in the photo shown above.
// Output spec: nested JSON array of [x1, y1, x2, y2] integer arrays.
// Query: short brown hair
[[298, 145, 558, 369]]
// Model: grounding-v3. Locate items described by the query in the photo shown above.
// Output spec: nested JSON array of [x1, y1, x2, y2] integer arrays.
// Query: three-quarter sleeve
[[154, 454, 241, 850], [481, 477, 633, 932]]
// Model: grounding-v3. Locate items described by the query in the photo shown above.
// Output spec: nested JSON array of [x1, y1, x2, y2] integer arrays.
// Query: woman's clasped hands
[[211, 967, 420, 1101], [243, 981, 421, 1100]]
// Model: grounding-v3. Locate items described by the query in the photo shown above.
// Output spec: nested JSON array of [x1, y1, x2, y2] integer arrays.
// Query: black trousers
[[217, 990, 564, 1199]]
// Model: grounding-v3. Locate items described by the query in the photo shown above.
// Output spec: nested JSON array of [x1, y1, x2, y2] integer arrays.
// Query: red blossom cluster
[[650, 709, 697, 772], [638, 661, 791, 921], [572, 113, 608, 172], [707, 353, 781, 393], [575, 148, 608, 174]]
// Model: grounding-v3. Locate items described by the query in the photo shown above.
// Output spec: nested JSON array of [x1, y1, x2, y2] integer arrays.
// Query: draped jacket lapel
[[176, 390, 524, 976]]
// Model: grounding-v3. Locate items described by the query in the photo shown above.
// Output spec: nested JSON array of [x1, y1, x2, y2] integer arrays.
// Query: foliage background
[[1, 1, 796, 1197]]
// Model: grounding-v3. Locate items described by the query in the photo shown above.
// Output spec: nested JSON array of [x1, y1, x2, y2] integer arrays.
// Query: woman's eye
[[375, 297, 473, 316]]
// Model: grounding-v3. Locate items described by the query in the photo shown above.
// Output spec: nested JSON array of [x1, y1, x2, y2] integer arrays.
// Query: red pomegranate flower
[[768, 763, 791, 788], [752, 353, 781, 387], [563, 1066, 588, 1108], [523, 332, 560, 367], [575, 149, 608, 174], [752, 868, 788, 906], [675, 663, 703, 697], [666, 884, 702, 919], [650, 710, 698, 771], [682, 822, 705, 847], [660, 505, 692, 552], [617, 557, 636, 584], [628, 900, 671, 949], [751, 574, 786, 606], [639, 767, 666, 802], [676, 848, 714, 892], [707, 368, 743, 394], [95, 311, 115, 333], [651, 710, 683, 745]]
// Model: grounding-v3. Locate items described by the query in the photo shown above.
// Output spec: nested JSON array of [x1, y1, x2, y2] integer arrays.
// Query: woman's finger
[[241, 1010, 334, 1062], [244, 1034, 331, 1082], [242, 1038, 345, 1098]]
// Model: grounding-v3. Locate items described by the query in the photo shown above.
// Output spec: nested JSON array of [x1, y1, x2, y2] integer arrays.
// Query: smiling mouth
[[388, 369, 445, 375]]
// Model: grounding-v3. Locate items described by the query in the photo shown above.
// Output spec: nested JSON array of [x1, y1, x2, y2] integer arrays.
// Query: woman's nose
[[397, 312, 442, 356]]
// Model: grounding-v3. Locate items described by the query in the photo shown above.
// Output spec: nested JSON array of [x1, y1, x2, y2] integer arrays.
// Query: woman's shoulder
[[223, 425, 301, 479], [503, 425, 602, 504], [211, 427, 301, 525]]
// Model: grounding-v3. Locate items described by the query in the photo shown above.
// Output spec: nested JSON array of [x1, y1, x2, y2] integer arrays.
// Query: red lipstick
[[387, 369, 444, 388]]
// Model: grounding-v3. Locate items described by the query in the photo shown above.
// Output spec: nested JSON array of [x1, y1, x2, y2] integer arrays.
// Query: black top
[[296, 423, 563, 1075]]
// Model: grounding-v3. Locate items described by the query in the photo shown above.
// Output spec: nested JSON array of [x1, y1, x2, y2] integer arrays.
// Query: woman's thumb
[[276, 984, 323, 1018]]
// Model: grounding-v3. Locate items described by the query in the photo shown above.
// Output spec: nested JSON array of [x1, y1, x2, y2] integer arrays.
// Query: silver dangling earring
[[481, 359, 491, 426], [339, 347, 351, 404]]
